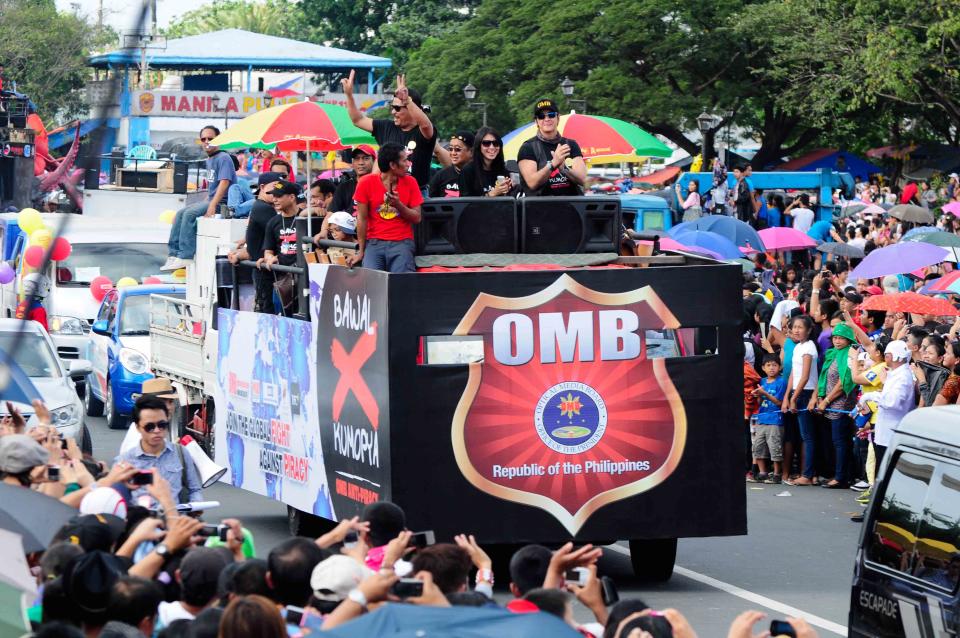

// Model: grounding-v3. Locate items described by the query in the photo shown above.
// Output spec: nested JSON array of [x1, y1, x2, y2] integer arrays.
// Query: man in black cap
[[157, 547, 233, 629], [62, 550, 128, 635], [429, 131, 474, 198], [342, 70, 437, 193], [228, 171, 282, 313], [331, 145, 377, 215], [53, 513, 126, 552], [259, 180, 303, 316], [518, 98, 586, 196]]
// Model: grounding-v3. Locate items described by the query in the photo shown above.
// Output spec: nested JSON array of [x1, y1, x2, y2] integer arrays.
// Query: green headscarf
[[818, 322, 857, 397]]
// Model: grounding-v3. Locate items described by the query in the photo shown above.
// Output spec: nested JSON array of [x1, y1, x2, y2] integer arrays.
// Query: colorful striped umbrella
[[928, 270, 960, 293], [209, 101, 375, 152], [501, 112, 671, 162], [861, 291, 959, 316]]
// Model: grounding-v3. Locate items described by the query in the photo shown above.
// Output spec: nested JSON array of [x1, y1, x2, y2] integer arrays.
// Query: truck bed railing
[[149, 294, 205, 341]]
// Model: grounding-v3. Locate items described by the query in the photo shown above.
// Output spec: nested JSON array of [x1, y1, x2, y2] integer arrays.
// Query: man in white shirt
[[858, 340, 916, 468], [785, 193, 816, 233]]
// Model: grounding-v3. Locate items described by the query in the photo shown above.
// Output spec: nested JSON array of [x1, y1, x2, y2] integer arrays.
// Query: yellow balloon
[[30, 228, 52, 249], [18, 208, 43, 234], [116, 277, 138, 288], [158, 209, 177, 224]]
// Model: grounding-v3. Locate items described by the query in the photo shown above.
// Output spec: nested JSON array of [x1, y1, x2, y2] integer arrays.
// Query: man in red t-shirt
[[351, 142, 423, 273]]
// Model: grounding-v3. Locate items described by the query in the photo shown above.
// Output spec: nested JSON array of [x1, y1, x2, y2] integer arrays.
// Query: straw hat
[[133, 377, 177, 401]]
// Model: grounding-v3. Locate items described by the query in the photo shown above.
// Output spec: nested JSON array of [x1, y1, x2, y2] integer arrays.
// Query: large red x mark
[[331, 322, 379, 429]]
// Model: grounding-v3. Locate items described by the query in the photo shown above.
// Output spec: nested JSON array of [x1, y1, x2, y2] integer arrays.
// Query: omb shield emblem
[[451, 274, 687, 534], [535, 382, 607, 454]]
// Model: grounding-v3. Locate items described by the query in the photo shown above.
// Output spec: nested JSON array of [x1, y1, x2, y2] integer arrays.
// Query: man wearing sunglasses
[[428, 131, 475, 198], [342, 70, 437, 194], [116, 396, 203, 504], [162, 125, 237, 272], [518, 99, 587, 197]]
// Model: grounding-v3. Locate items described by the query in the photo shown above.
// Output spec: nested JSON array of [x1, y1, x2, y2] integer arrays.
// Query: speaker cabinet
[[416, 197, 518, 255], [521, 197, 621, 253]]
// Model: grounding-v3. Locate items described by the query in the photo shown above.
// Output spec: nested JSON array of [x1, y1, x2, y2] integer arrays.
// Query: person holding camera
[[116, 396, 204, 504]]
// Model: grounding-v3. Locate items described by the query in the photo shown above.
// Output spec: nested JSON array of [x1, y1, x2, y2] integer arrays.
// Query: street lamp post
[[697, 111, 718, 164], [560, 77, 586, 113], [463, 83, 487, 127]]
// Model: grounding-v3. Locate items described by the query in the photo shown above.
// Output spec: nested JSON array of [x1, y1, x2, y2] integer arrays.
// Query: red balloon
[[23, 245, 44, 269], [89, 275, 113, 302], [50, 237, 72, 261], [143, 276, 162, 284]]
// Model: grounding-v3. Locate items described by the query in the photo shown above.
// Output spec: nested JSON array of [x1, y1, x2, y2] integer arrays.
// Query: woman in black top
[[459, 127, 514, 197]]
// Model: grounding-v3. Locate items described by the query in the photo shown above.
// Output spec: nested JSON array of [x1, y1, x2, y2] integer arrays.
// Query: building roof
[[89, 29, 392, 71]]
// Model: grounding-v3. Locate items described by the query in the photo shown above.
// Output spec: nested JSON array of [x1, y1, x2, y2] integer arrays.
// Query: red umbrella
[[861, 291, 960, 316]]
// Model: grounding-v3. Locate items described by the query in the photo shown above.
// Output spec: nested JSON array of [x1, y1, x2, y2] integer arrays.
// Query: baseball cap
[[257, 171, 284, 187], [885, 340, 911, 362], [326, 211, 357, 234], [351, 144, 377, 160], [53, 513, 126, 552], [63, 550, 127, 613], [0, 434, 49, 473], [533, 98, 559, 117], [950, 173, 959, 179], [180, 547, 234, 594], [310, 555, 374, 602], [844, 291, 864, 305], [269, 180, 301, 197], [79, 486, 128, 520], [864, 285, 884, 296], [450, 131, 475, 148]]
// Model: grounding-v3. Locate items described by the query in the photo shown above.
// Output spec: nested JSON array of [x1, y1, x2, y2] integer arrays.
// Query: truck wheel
[[287, 506, 336, 538], [629, 538, 677, 582], [84, 378, 104, 417], [105, 384, 127, 430], [80, 424, 93, 455]]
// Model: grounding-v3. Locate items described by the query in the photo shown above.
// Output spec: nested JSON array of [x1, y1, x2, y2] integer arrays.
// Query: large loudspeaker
[[83, 166, 100, 190], [521, 197, 622, 253], [416, 197, 518, 255], [173, 161, 189, 194]]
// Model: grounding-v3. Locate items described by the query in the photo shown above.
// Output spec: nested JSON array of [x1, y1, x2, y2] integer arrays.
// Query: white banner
[[131, 90, 389, 118]]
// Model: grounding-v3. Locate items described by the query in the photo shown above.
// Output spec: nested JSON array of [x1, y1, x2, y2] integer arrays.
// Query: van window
[[913, 462, 960, 590], [866, 452, 933, 576]]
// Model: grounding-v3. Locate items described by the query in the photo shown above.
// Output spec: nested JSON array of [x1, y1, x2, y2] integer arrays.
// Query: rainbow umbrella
[[210, 101, 375, 236], [501, 112, 671, 162]]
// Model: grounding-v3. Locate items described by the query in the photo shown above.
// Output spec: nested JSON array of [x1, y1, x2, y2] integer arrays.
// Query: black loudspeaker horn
[[416, 197, 518, 255], [521, 197, 622, 254]]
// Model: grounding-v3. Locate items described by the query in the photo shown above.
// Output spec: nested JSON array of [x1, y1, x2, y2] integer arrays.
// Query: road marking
[[606, 544, 848, 637]]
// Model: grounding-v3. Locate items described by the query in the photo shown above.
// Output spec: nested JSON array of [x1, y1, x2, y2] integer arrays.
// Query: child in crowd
[[750, 354, 787, 483], [743, 348, 761, 479]]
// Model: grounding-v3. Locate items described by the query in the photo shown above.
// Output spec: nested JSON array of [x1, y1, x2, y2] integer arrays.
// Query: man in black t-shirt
[[262, 181, 302, 269], [342, 70, 437, 192], [228, 171, 282, 313], [428, 131, 474, 198], [517, 98, 587, 197], [331, 145, 376, 215]]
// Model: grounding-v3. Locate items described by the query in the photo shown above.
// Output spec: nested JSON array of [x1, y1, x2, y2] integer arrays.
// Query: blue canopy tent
[[775, 148, 882, 181]]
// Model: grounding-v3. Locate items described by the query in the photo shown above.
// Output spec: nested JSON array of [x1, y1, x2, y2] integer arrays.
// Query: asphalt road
[[89, 416, 860, 637]]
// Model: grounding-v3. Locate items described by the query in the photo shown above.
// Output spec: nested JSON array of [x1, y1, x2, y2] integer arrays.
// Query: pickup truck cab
[[850, 406, 960, 637], [84, 284, 185, 429]]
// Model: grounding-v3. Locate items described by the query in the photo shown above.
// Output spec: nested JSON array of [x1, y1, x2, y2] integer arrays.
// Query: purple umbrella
[[848, 242, 950, 280]]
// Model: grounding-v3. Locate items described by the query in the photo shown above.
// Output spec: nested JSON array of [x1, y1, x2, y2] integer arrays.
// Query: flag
[[266, 77, 301, 99]]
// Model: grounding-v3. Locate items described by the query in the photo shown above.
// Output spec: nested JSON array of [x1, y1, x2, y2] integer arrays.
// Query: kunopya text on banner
[[131, 91, 389, 118], [213, 309, 334, 518], [451, 274, 688, 534]]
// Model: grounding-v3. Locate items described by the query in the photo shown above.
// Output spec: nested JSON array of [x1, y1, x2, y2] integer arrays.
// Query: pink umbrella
[[861, 203, 887, 216], [943, 202, 960, 216], [758, 227, 818, 251]]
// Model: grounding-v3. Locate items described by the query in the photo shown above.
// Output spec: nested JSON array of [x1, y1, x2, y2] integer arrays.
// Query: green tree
[[0, 0, 104, 120], [165, 0, 322, 42]]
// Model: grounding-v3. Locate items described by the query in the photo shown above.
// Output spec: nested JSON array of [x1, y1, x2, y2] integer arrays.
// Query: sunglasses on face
[[199, 137, 215, 143], [390, 104, 406, 112], [536, 111, 559, 120], [481, 140, 501, 148], [449, 146, 466, 153], [140, 420, 170, 433]]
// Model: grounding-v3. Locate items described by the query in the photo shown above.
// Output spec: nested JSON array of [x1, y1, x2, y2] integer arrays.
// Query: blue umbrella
[[320, 603, 582, 638], [670, 230, 745, 259], [902, 226, 937, 241], [668, 215, 765, 251], [0, 351, 40, 406]]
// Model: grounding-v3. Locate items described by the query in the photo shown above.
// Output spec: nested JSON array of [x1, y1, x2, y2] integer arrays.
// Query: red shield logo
[[451, 274, 687, 533]]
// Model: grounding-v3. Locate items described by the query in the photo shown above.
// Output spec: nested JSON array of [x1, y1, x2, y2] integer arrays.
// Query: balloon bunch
[[17, 208, 72, 270]]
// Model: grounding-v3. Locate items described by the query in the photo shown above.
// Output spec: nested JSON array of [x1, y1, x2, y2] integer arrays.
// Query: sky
[[54, 0, 215, 32]]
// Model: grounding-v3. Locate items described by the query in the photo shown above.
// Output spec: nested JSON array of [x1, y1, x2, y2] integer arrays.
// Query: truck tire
[[105, 384, 127, 430], [629, 538, 677, 582], [84, 377, 104, 417], [287, 506, 336, 538], [80, 424, 93, 455]]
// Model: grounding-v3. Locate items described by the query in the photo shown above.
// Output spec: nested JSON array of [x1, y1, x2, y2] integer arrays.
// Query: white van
[[0, 215, 170, 361]]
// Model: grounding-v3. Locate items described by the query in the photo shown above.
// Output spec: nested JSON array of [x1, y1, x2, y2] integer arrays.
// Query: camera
[[283, 606, 305, 626], [564, 567, 589, 587], [390, 578, 424, 599], [47, 465, 60, 482], [199, 524, 229, 541], [769, 620, 796, 637], [131, 471, 154, 486], [410, 530, 435, 549]]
